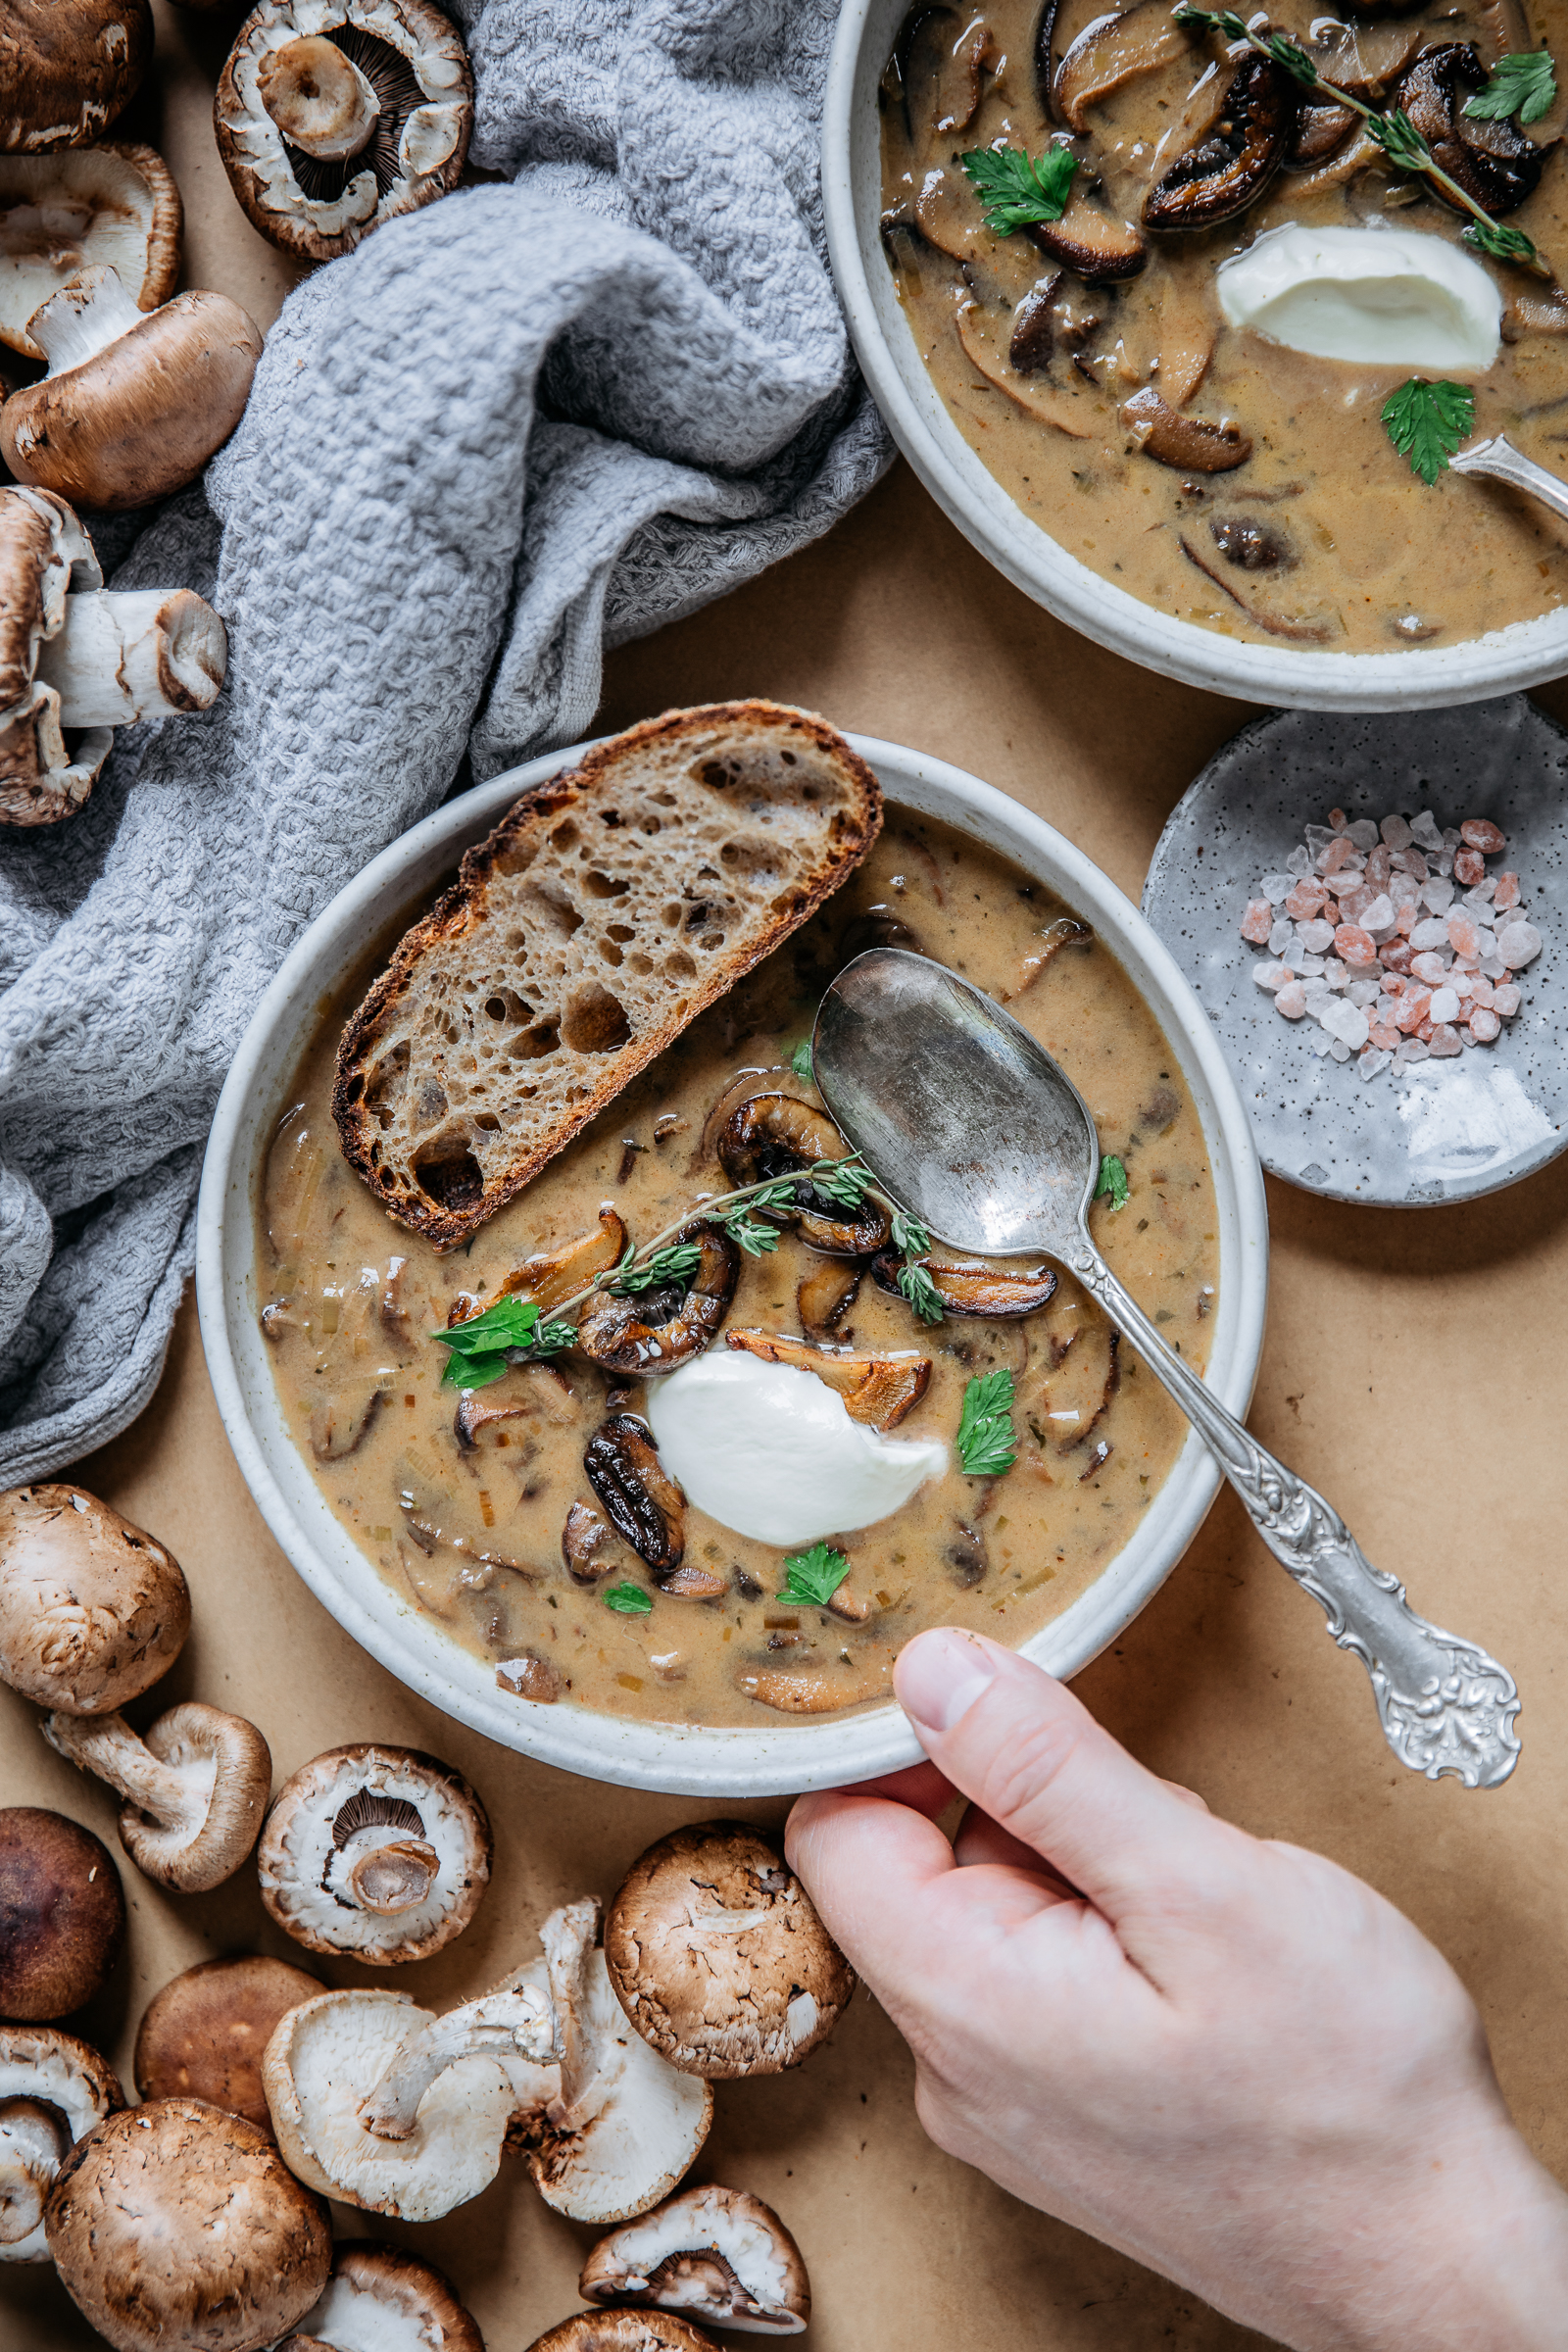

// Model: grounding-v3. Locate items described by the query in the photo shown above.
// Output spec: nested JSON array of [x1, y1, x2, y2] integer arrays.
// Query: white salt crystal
[[1480, 952, 1507, 981], [1286, 846, 1313, 877], [1435, 852, 1454, 877], [1410, 810, 1443, 852], [1298, 919, 1336, 954], [1347, 980, 1381, 1007], [1323, 961, 1349, 991], [1381, 815, 1413, 849], [1411, 917, 1450, 950], [1307, 1028, 1334, 1056], [1388, 873, 1420, 908], [1297, 954, 1326, 975], [1428, 986, 1460, 1023], [1329, 1039, 1352, 1062], [1463, 880, 1496, 905], [1419, 877, 1454, 913], [1253, 962, 1296, 990], [1497, 920, 1542, 968], [1359, 1048, 1393, 1080], [1261, 872, 1294, 904], [1322, 999, 1370, 1049], [1347, 819, 1379, 851], [1358, 893, 1395, 932], [1442, 828, 1461, 852], [1268, 919, 1294, 956], [1304, 824, 1336, 854]]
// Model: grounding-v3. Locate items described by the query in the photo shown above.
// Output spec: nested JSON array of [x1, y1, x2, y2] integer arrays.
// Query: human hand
[[786, 1629, 1568, 2352]]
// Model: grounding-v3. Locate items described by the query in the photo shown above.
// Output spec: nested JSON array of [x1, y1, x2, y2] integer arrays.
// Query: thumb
[[894, 1628, 1228, 1925]]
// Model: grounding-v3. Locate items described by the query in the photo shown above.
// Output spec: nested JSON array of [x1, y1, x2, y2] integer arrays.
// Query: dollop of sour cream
[[1215, 224, 1501, 373], [645, 1351, 949, 1549]]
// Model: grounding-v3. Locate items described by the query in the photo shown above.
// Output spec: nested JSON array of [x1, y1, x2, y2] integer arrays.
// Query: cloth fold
[[0, 0, 889, 1483]]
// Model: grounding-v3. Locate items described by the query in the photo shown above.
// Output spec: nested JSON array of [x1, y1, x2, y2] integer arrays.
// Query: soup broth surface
[[258, 814, 1219, 1730]]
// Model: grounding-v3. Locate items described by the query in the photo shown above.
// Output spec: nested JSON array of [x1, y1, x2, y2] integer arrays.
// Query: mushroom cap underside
[[0, 1482, 190, 1713], [0, 485, 114, 829], [0, 2024, 124, 2263], [0, 143, 181, 358], [1, 1, 155, 157], [46, 2097, 331, 2352], [580, 2183, 809, 2334], [134, 1954, 323, 2132], [0, 1805, 125, 2020], [604, 1824, 855, 2078], [113, 1701, 272, 1889], [277, 2242, 485, 2352]]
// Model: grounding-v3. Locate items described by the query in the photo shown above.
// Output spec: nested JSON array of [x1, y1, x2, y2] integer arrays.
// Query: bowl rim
[[821, 0, 1568, 712], [195, 730, 1269, 1795]]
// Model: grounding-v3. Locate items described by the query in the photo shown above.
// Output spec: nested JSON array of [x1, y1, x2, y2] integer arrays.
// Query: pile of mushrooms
[[0, 488, 229, 827], [0, 1483, 272, 1889]]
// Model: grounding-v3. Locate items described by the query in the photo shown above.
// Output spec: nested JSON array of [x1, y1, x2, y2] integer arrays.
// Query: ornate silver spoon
[[1450, 433, 1568, 523], [811, 949, 1521, 1788]]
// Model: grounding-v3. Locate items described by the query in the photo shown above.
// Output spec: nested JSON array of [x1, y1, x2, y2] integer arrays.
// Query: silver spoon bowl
[[811, 949, 1521, 1788]]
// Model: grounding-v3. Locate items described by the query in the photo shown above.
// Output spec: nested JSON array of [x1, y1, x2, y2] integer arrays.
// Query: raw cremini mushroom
[[42, 1699, 272, 1892], [1, 267, 263, 513], [0, 1484, 190, 1714], [527, 2316, 723, 2352], [604, 1824, 854, 2078], [215, 0, 473, 264], [258, 1744, 491, 1963], [0, 485, 229, 827], [2, 3, 155, 156], [0, 143, 180, 358], [134, 1955, 322, 2133], [0, 2025, 123, 2264], [46, 2097, 331, 2352], [278, 2244, 485, 2352], [580, 2184, 810, 2335], [0, 1807, 124, 2020]]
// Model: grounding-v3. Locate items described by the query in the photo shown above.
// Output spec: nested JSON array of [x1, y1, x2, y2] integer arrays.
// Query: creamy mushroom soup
[[257, 814, 1218, 1728], [881, 0, 1568, 652]]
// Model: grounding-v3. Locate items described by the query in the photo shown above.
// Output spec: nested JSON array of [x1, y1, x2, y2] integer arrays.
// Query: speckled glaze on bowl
[[822, 0, 1568, 710], [196, 735, 1268, 1795]]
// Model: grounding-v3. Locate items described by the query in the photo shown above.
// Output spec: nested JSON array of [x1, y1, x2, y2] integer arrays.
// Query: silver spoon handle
[[1449, 433, 1568, 524], [1069, 1238, 1521, 1788]]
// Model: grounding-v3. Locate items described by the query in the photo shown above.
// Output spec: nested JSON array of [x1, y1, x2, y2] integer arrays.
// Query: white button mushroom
[[604, 1824, 855, 2079], [273, 2244, 484, 2352], [0, 265, 263, 513], [0, 143, 181, 359], [580, 2184, 811, 2335], [42, 1699, 272, 1892], [2, 3, 154, 157], [0, 2025, 122, 2264], [0, 485, 229, 827], [0, 1484, 190, 1714], [258, 1744, 492, 1964]]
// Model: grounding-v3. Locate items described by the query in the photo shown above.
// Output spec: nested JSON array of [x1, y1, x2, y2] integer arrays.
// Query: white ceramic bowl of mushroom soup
[[197, 732, 1268, 1796], [822, 0, 1568, 711]]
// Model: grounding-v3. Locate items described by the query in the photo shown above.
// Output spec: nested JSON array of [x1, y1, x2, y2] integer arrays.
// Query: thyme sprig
[[1172, 7, 1550, 275]]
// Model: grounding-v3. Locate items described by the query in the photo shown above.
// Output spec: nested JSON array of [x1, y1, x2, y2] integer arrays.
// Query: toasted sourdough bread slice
[[333, 703, 883, 1247]]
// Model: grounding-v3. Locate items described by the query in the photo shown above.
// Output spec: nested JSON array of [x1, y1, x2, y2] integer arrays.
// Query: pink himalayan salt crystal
[[1446, 909, 1482, 958], [1241, 900, 1273, 944], [1429, 1023, 1463, 1057], [1366, 844, 1393, 888], [1493, 982, 1522, 1016], [1395, 904, 1416, 938], [1329, 808, 1348, 829], [1325, 867, 1366, 897], [1453, 848, 1486, 886], [1468, 1006, 1501, 1043], [1339, 884, 1375, 925], [1382, 936, 1414, 971], [1410, 951, 1448, 985], [1319, 836, 1357, 876], [1497, 920, 1543, 968], [1275, 981, 1308, 1019], [1468, 973, 1494, 1008], [1393, 990, 1433, 1034], [1369, 1022, 1399, 1051], [1285, 880, 1326, 920], [1494, 871, 1520, 910], [1334, 923, 1378, 966], [1461, 818, 1506, 854], [1380, 970, 1405, 995]]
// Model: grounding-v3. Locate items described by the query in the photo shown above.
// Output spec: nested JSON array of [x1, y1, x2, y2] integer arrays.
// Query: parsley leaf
[[1463, 216, 1541, 267], [776, 1543, 852, 1607], [1381, 377, 1475, 487], [897, 1258, 947, 1325], [1465, 49, 1557, 123], [957, 1368, 1018, 1478], [1094, 1154, 1130, 1211], [890, 1207, 933, 1257], [604, 1582, 653, 1614], [790, 1038, 814, 1080], [960, 142, 1077, 235], [445, 1349, 512, 1391], [433, 1297, 541, 1386], [608, 1242, 702, 1296]]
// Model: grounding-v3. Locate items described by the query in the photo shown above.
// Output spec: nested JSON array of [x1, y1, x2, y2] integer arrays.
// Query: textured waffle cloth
[[0, 0, 889, 1483]]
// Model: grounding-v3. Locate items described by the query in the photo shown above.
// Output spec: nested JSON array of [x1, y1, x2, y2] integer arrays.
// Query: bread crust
[[333, 702, 883, 1248]]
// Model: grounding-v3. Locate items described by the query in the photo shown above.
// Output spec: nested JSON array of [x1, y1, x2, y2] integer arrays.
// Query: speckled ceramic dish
[[1142, 697, 1568, 1206], [197, 733, 1267, 1796]]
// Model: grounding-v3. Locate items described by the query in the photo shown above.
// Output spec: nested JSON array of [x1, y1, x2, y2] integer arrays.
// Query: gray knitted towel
[[0, 0, 889, 1484]]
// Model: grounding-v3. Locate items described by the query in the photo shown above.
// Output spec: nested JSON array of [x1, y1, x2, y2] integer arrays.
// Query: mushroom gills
[[279, 2245, 485, 2352], [581, 2183, 810, 2335], [41, 1700, 271, 1892], [258, 1745, 491, 1964], [0, 2098, 66, 2257], [0, 2025, 122, 2264], [0, 144, 181, 361]]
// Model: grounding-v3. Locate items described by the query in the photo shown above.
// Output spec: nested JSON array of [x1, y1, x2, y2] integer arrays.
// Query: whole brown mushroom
[[0, 143, 181, 360], [0, 1484, 190, 1714], [580, 2183, 810, 2335], [0, 1807, 124, 2020], [43, 1700, 273, 1892], [258, 1744, 491, 1963], [46, 2097, 332, 2352], [604, 1824, 854, 2079], [1, 3, 154, 157], [528, 2316, 723, 2352], [278, 2244, 485, 2350], [134, 1955, 322, 2132], [0, 2024, 123, 2262]]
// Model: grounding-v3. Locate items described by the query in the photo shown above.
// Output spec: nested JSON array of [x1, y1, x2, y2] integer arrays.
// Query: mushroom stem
[[541, 1899, 601, 2129], [35, 588, 227, 728], [358, 1973, 557, 2141], [24, 268, 142, 378], [42, 1711, 200, 1828], [258, 37, 380, 162]]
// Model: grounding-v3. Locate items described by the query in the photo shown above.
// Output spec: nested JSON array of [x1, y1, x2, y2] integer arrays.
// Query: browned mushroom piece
[[870, 1248, 1057, 1318], [1054, 0, 1192, 131], [0, 1484, 190, 1713], [0, 2025, 123, 2264], [0, 1808, 124, 2020], [1002, 915, 1093, 1002], [718, 1095, 891, 1255], [2, 3, 154, 156], [954, 299, 1096, 434], [43, 1701, 273, 1893], [1038, 1323, 1121, 1452], [1025, 185, 1147, 282], [723, 1330, 930, 1430], [133, 1955, 323, 2132], [580, 2182, 810, 2336], [738, 1660, 894, 1714], [310, 1388, 382, 1460], [529, 2311, 724, 2352], [1289, 94, 1360, 166], [215, 0, 474, 264], [605, 1823, 855, 2079], [1, 267, 263, 513], [258, 1744, 491, 1964], [1209, 514, 1295, 572], [496, 1651, 564, 1702], [583, 1415, 686, 1577], [1145, 54, 1296, 231], [1176, 533, 1330, 641], [576, 1223, 739, 1377], [0, 145, 180, 359], [280, 2245, 486, 2352], [1007, 273, 1062, 373], [457, 1205, 627, 1322], [1396, 42, 1544, 217], [454, 1363, 576, 1450], [563, 1498, 617, 1584], [882, 4, 994, 140], [796, 1255, 860, 1340], [1121, 385, 1251, 472], [46, 2098, 332, 2352]]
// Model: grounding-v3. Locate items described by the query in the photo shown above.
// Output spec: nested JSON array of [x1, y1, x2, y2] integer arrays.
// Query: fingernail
[[896, 1630, 1000, 1735]]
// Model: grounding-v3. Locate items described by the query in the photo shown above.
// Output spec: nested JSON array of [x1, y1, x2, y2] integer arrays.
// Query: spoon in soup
[[811, 949, 1520, 1788], [1449, 433, 1568, 523]]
